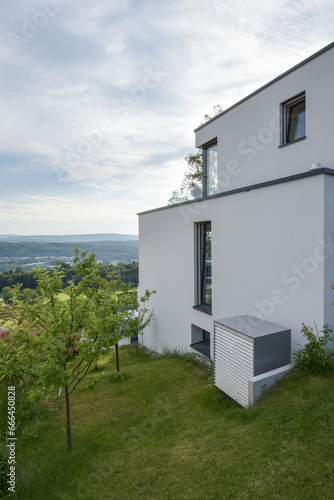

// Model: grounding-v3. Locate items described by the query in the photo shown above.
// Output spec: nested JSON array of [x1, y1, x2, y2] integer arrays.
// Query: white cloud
[[0, 195, 140, 234], [0, 0, 334, 234]]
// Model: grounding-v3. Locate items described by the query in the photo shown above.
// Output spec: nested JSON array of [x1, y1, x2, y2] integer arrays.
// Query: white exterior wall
[[195, 45, 334, 192], [138, 44, 334, 356], [138, 208, 200, 353], [139, 173, 331, 355], [324, 175, 334, 332]]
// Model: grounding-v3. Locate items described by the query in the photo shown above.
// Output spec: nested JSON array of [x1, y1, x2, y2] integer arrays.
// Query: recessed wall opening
[[190, 324, 210, 358]]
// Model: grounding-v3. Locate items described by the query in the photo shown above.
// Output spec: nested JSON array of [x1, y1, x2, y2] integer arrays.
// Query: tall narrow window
[[195, 222, 212, 313], [203, 142, 218, 196], [281, 92, 306, 145]]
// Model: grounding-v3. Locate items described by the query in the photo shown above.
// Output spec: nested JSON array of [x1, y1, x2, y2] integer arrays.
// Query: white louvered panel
[[215, 373, 247, 400], [215, 329, 253, 374], [214, 325, 254, 407], [215, 334, 253, 355], [215, 343, 253, 376], [214, 332, 253, 376], [215, 352, 252, 382]]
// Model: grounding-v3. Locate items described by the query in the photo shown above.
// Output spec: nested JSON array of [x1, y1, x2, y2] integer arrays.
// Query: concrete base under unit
[[248, 364, 294, 406]]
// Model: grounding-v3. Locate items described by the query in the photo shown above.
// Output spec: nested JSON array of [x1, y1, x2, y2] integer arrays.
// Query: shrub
[[0, 443, 9, 497], [293, 323, 334, 373], [107, 371, 128, 383]]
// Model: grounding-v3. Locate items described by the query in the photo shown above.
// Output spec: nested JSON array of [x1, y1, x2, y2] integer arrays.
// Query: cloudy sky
[[0, 0, 333, 235]]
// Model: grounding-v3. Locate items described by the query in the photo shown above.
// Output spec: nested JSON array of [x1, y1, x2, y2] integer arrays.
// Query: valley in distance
[[0, 233, 138, 273]]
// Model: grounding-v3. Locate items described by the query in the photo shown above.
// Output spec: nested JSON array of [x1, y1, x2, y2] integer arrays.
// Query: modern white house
[[138, 41, 334, 364]]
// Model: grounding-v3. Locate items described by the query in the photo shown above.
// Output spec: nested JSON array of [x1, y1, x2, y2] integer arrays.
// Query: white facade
[[138, 42, 334, 358]]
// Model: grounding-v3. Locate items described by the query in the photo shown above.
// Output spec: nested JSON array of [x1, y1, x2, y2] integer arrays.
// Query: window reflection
[[282, 93, 306, 145], [287, 99, 305, 142], [201, 223, 212, 307], [204, 143, 218, 196]]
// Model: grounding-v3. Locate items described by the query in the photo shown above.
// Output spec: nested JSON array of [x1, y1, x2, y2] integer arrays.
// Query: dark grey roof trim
[[138, 168, 334, 216], [194, 41, 334, 133]]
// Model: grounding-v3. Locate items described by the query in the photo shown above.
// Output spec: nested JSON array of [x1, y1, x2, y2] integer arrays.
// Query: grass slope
[[5, 347, 334, 499]]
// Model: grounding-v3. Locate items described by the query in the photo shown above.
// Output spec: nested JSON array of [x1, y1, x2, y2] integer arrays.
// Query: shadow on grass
[[199, 383, 262, 423]]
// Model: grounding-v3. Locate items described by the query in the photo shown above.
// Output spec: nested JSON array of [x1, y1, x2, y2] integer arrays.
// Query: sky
[[0, 0, 333, 236]]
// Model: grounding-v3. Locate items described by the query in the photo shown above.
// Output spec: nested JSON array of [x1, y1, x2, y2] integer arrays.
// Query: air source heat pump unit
[[214, 315, 292, 407]]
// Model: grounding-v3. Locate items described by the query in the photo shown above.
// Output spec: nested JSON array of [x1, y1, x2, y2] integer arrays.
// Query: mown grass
[[2, 346, 334, 499]]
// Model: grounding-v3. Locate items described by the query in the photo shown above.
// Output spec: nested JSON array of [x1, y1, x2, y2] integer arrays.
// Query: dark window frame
[[203, 140, 218, 197], [194, 221, 212, 314], [280, 92, 306, 146]]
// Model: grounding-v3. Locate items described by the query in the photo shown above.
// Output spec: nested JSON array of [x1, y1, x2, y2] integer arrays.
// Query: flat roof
[[138, 167, 334, 216], [215, 315, 290, 339], [194, 41, 334, 132]]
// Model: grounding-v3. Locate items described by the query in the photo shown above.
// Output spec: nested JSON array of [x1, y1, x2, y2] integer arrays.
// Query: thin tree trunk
[[65, 384, 72, 450], [34, 399, 38, 423], [115, 342, 120, 372]]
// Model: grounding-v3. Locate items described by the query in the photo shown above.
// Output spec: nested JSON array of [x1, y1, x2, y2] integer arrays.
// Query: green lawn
[[2, 346, 334, 499]]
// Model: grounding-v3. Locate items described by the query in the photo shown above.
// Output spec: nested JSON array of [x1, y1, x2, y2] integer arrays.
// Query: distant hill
[[0, 233, 138, 243], [0, 236, 139, 273]]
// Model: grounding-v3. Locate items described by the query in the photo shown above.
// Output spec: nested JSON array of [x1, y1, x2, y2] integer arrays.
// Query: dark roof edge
[[194, 41, 334, 133], [138, 168, 334, 216]]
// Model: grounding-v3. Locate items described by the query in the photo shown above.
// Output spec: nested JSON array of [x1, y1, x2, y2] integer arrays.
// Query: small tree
[[112, 287, 155, 369], [73, 250, 154, 373], [168, 105, 223, 204], [200, 104, 223, 125], [168, 151, 203, 204], [0, 249, 154, 449], [0, 264, 103, 449], [121, 288, 155, 355]]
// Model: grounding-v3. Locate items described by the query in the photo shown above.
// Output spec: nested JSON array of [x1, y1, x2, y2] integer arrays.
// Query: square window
[[281, 92, 306, 145]]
